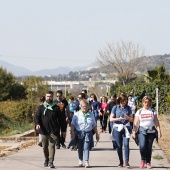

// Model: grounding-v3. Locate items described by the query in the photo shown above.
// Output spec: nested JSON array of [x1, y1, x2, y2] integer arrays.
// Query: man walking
[[35, 91, 66, 168]]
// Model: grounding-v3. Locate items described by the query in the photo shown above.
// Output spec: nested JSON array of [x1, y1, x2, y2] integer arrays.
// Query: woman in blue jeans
[[71, 99, 99, 168], [110, 93, 133, 168], [132, 96, 162, 169]]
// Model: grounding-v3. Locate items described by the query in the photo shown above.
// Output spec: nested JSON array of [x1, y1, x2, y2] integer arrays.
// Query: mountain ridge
[[0, 54, 170, 76]]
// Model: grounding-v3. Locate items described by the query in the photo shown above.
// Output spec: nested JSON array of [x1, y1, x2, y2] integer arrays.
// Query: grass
[[0, 123, 34, 137], [153, 154, 163, 160]]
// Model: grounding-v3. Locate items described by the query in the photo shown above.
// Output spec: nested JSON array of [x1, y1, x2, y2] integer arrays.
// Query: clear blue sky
[[0, 0, 170, 71]]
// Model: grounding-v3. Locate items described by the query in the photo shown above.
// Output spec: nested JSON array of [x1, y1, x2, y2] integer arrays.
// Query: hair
[[117, 93, 128, 105], [56, 90, 63, 95], [80, 99, 89, 106], [101, 96, 108, 103], [40, 96, 45, 102], [111, 93, 117, 98], [69, 96, 74, 100], [82, 89, 87, 94], [78, 92, 85, 99], [90, 93, 97, 101], [46, 91, 53, 95], [142, 96, 152, 106]]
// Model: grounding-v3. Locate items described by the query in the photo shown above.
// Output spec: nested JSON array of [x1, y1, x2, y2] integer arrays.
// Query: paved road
[[0, 127, 170, 170]]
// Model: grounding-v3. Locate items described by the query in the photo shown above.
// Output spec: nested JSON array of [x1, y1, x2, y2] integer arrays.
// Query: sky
[[0, 0, 170, 71]]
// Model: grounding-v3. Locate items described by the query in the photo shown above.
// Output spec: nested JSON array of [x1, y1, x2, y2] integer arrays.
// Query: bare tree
[[97, 41, 145, 86]]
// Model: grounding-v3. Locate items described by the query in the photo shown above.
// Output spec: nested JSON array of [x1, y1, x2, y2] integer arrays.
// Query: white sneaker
[[79, 160, 83, 167], [85, 162, 90, 168]]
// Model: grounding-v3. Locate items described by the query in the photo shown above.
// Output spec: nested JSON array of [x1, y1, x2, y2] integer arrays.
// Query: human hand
[[62, 132, 66, 138], [132, 132, 136, 140], [36, 125, 40, 131], [96, 133, 100, 141]]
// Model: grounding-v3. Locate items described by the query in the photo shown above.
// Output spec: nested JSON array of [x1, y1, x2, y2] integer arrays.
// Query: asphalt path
[[0, 126, 170, 170]]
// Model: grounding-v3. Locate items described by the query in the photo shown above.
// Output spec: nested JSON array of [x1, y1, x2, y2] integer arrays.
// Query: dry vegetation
[[158, 114, 170, 161]]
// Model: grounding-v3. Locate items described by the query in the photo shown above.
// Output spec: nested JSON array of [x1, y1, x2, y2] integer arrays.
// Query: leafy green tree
[[143, 64, 170, 84], [23, 76, 49, 100], [0, 67, 15, 101]]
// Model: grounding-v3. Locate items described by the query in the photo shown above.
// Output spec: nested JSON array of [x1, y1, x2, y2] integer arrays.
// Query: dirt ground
[[158, 114, 170, 161]]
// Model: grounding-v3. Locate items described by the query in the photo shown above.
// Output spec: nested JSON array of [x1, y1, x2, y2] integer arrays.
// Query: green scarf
[[43, 101, 56, 115], [80, 110, 91, 123]]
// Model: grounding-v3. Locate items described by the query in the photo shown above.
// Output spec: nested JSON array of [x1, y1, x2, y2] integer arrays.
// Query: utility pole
[[156, 88, 159, 116]]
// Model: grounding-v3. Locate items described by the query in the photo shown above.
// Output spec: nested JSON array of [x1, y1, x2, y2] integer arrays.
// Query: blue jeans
[[77, 131, 92, 162], [137, 132, 155, 163], [114, 129, 130, 163], [109, 122, 117, 149]]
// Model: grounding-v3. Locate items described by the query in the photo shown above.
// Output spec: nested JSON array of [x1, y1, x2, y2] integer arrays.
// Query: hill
[[0, 54, 170, 76]]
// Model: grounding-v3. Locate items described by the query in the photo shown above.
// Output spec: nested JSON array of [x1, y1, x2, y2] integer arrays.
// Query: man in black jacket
[[35, 91, 66, 168]]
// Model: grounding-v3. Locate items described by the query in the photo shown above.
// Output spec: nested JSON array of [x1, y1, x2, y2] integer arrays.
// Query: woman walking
[[132, 96, 162, 169], [110, 93, 133, 168], [99, 96, 108, 133], [71, 99, 99, 168]]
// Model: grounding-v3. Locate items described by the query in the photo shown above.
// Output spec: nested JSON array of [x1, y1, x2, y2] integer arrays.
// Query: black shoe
[[44, 159, 49, 167], [118, 162, 123, 167], [61, 144, 66, 149], [56, 145, 60, 149], [38, 142, 42, 147], [48, 162, 55, 168]]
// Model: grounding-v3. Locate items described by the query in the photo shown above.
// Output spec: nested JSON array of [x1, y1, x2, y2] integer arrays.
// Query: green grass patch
[[153, 154, 163, 160]]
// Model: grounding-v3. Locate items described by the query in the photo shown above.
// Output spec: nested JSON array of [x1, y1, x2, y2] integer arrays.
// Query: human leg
[[41, 135, 49, 166], [49, 135, 56, 163], [103, 115, 108, 131], [78, 138, 84, 162], [114, 130, 123, 164], [138, 132, 147, 161], [99, 116, 103, 131], [123, 135, 130, 167], [146, 133, 155, 164]]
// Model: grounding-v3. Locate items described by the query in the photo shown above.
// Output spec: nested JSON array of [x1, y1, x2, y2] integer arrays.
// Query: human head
[[101, 96, 108, 103], [69, 96, 74, 102], [46, 91, 53, 104], [142, 96, 152, 109], [40, 96, 45, 103], [130, 91, 134, 96], [77, 93, 85, 101], [110, 94, 117, 102], [80, 99, 89, 113], [117, 93, 128, 107], [128, 95, 132, 101], [56, 90, 63, 100], [90, 93, 97, 101], [82, 89, 88, 98]]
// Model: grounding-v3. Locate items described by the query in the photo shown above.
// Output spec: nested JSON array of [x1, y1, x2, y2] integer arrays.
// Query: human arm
[[35, 106, 41, 131], [93, 126, 99, 141], [154, 114, 162, 138], [71, 124, 75, 140], [132, 116, 139, 140]]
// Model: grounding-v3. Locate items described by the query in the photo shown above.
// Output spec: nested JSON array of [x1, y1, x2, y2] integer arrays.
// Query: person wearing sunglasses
[[110, 93, 133, 168], [54, 90, 70, 149]]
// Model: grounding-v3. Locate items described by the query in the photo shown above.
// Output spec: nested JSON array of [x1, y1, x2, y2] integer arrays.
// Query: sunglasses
[[56, 95, 61, 97]]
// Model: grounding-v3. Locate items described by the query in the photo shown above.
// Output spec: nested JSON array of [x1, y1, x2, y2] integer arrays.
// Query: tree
[[0, 67, 15, 101], [143, 64, 170, 84], [23, 76, 49, 100], [0, 67, 27, 100], [97, 41, 145, 86]]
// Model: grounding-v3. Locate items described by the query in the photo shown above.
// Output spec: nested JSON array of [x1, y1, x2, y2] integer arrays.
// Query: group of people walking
[[34, 89, 162, 169]]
